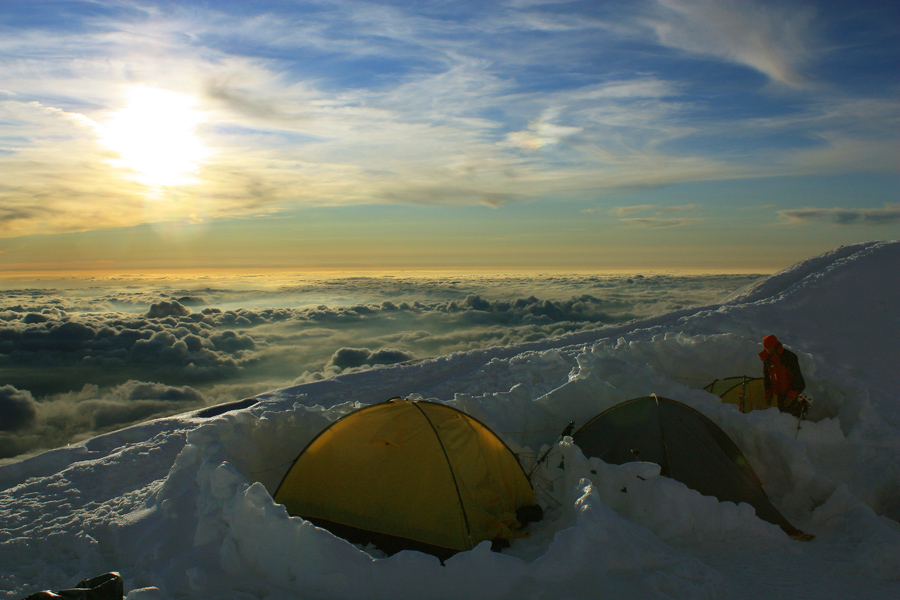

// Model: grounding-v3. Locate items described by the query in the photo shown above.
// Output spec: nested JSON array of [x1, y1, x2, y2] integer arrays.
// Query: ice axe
[[794, 394, 812, 439]]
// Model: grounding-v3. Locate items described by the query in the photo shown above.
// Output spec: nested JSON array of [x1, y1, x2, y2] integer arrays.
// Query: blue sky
[[0, 0, 897, 273]]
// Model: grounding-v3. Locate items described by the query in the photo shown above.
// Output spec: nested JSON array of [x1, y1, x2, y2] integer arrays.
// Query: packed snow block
[[572, 395, 810, 539], [19, 572, 123, 600], [274, 397, 540, 560]]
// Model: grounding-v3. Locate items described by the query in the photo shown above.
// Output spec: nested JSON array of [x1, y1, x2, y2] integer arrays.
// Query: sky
[[0, 0, 898, 275]]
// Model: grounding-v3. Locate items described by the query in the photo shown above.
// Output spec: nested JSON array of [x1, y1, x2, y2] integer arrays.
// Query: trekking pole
[[794, 396, 810, 440], [528, 421, 575, 479]]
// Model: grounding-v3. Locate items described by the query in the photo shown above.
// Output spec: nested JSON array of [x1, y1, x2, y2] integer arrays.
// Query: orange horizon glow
[[0, 263, 778, 290]]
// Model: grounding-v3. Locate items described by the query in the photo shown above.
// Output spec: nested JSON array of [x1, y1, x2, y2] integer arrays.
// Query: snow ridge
[[723, 241, 886, 304]]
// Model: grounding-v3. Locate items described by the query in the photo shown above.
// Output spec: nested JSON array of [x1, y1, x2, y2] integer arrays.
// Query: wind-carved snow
[[1, 241, 899, 600]]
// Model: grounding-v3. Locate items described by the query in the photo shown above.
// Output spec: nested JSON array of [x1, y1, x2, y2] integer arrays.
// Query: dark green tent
[[572, 395, 811, 540]]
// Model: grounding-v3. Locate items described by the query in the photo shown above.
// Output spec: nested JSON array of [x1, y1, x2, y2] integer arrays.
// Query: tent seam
[[411, 401, 475, 550]]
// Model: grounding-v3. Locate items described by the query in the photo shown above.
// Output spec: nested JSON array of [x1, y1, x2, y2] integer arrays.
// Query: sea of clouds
[[0, 273, 762, 460]]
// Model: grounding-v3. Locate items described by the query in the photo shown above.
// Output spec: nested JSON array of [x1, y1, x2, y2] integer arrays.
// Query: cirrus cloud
[[619, 217, 696, 228], [779, 204, 900, 226], [646, 0, 817, 87], [614, 204, 701, 227]]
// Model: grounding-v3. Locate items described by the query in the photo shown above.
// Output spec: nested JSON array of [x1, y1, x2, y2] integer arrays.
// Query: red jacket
[[759, 344, 806, 400]]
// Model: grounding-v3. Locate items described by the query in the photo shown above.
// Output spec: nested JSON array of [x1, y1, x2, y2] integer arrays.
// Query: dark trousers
[[776, 393, 789, 412], [777, 393, 807, 416]]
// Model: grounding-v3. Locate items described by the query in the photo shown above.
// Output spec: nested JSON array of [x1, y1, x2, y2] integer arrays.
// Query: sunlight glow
[[98, 87, 210, 187]]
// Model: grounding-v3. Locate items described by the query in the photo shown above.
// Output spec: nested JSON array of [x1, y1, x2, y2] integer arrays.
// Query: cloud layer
[[0, 273, 761, 460]]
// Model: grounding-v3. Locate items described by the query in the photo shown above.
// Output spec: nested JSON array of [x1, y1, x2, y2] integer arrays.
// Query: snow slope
[[2, 241, 899, 600]]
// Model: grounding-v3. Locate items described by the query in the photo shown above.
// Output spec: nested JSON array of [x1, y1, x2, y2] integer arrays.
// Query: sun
[[98, 87, 210, 188]]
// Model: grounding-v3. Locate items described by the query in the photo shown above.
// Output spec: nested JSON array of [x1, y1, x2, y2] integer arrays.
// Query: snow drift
[[1, 241, 899, 600]]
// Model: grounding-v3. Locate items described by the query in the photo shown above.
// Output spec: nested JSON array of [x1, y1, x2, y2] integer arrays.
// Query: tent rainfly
[[705, 376, 770, 413], [571, 395, 812, 540], [274, 397, 540, 559]]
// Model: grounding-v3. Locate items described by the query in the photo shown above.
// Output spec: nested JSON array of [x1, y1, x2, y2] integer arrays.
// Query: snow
[[2, 241, 899, 600]]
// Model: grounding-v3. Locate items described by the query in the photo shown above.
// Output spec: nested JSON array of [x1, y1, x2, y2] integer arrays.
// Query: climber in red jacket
[[759, 335, 806, 415]]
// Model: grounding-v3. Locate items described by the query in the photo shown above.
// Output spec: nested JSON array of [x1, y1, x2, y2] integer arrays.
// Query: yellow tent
[[705, 376, 771, 413], [274, 397, 537, 558]]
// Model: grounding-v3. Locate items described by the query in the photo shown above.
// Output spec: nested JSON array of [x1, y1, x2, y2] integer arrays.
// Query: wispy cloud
[[504, 110, 583, 150], [779, 204, 900, 226], [612, 203, 699, 225], [615, 205, 658, 217], [619, 217, 697, 228], [645, 0, 818, 87], [0, 0, 896, 244], [613, 204, 701, 227], [657, 204, 699, 214]]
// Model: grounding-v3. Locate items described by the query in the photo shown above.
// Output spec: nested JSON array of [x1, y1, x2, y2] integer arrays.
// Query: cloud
[[147, 300, 191, 318], [619, 217, 695, 228], [657, 204, 699, 215], [778, 204, 900, 226], [86, 381, 206, 430], [646, 0, 817, 87], [0, 385, 37, 431], [504, 111, 583, 150], [204, 79, 309, 124], [330, 347, 416, 370], [616, 205, 658, 217], [0, 306, 256, 385], [614, 204, 700, 227], [0, 381, 209, 459]]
